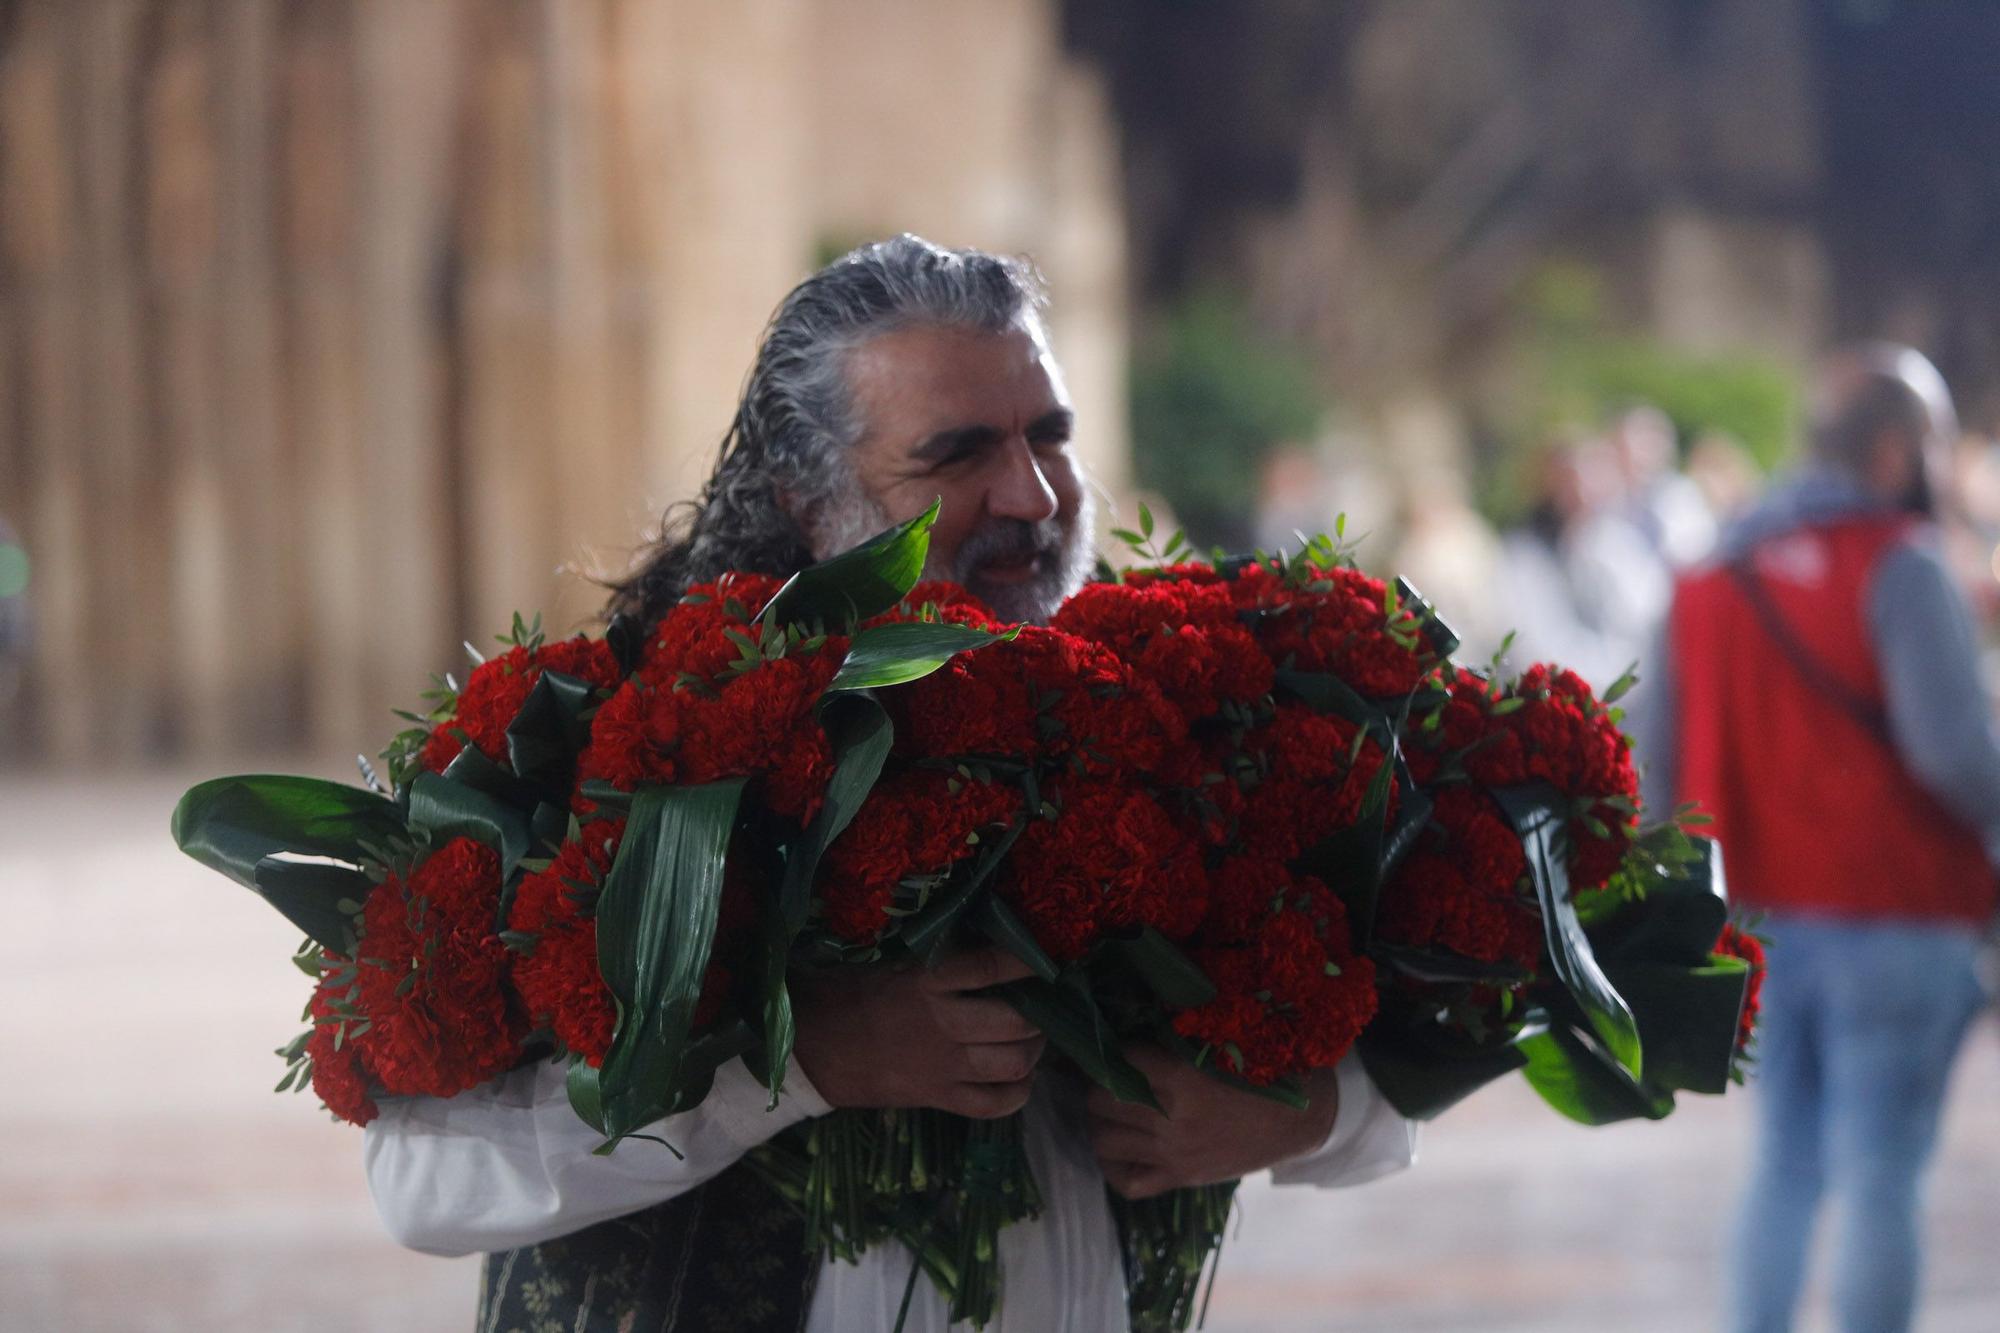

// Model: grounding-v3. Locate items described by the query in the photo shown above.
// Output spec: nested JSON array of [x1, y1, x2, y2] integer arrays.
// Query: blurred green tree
[[1129, 293, 1326, 546]]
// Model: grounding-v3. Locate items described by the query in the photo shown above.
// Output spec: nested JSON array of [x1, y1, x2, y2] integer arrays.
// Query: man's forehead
[[846, 322, 1069, 430]]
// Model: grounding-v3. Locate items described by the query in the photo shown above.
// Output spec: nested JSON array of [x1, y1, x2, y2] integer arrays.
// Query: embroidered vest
[[1672, 516, 1995, 924], [475, 1161, 817, 1333]]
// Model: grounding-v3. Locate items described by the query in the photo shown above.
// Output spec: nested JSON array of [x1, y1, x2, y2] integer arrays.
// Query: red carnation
[[1715, 923, 1767, 1057], [1174, 872, 1377, 1084], [818, 770, 1021, 943], [999, 780, 1208, 960], [422, 636, 624, 774], [509, 823, 625, 1064], [341, 838, 521, 1099]]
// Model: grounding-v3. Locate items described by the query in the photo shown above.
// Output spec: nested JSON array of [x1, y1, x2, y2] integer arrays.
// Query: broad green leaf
[[250, 856, 373, 954], [566, 1059, 606, 1134], [172, 774, 405, 889], [780, 695, 894, 934], [1517, 1018, 1674, 1126], [1357, 1025, 1529, 1120], [902, 814, 1027, 965], [757, 500, 940, 632], [1272, 668, 1383, 724], [976, 895, 1060, 983], [594, 779, 749, 1143], [1491, 784, 1642, 1080], [999, 976, 1159, 1110], [406, 771, 534, 885], [1603, 958, 1748, 1096], [440, 743, 542, 815], [505, 669, 597, 798], [1113, 927, 1217, 1010], [1370, 940, 1534, 987], [825, 621, 1019, 693], [1589, 837, 1730, 967]]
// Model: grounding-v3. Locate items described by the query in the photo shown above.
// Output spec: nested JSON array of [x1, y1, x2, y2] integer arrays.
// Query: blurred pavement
[[3, 764, 1996, 1331]]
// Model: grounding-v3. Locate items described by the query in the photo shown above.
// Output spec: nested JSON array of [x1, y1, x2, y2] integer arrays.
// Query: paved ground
[[4, 762, 1997, 1332]]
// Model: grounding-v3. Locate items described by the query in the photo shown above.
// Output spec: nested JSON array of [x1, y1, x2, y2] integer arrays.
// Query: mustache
[[952, 518, 1064, 577]]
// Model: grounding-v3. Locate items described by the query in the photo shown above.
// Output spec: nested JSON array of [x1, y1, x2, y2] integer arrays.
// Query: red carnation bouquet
[[175, 505, 1757, 1333]]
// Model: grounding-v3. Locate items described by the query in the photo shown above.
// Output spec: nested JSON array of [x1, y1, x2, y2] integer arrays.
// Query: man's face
[[828, 320, 1094, 623]]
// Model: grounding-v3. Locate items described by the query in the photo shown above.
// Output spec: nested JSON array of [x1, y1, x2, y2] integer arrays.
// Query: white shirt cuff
[[1267, 1050, 1419, 1189]]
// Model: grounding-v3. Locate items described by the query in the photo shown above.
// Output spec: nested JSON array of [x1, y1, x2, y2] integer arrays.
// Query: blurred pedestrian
[[1493, 437, 1669, 690], [1390, 464, 1507, 664], [1686, 429, 1764, 526], [1635, 343, 1999, 1333], [1608, 404, 1718, 566]]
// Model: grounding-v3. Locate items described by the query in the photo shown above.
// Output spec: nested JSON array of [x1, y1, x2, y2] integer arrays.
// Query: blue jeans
[[1727, 914, 1986, 1333]]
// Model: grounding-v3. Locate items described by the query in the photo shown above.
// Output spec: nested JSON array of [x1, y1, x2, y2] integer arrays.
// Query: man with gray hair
[[364, 236, 1416, 1331], [1636, 343, 1999, 1333]]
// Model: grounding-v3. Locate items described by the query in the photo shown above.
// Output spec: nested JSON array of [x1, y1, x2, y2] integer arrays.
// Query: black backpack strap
[[1726, 555, 1895, 748]]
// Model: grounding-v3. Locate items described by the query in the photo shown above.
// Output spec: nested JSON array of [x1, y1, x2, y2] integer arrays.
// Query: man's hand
[[1087, 1046, 1341, 1199], [792, 947, 1046, 1118]]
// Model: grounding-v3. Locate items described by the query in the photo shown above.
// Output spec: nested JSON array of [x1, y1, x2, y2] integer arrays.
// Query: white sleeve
[[362, 1055, 830, 1256], [1266, 1050, 1419, 1189]]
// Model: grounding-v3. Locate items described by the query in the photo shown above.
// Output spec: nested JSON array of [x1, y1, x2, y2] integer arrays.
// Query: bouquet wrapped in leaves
[[174, 504, 1760, 1332]]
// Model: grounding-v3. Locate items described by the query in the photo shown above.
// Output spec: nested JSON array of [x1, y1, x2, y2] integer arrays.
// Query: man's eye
[[1029, 431, 1070, 452]]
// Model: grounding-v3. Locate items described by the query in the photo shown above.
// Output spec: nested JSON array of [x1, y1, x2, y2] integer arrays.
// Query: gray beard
[[812, 487, 1096, 626]]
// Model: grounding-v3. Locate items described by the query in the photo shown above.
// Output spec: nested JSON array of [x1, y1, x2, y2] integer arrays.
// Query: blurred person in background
[[1608, 403, 1718, 567], [1633, 343, 1999, 1333], [361, 236, 1416, 1333], [1492, 436, 1670, 690], [1389, 464, 1507, 664], [1686, 428, 1765, 527]]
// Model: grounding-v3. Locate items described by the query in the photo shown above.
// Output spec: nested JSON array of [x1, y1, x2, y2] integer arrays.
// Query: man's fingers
[[1101, 1159, 1173, 1201], [1086, 1083, 1167, 1129], [1087, 1119, 1165, 1167], [944, 1079, 1035, 1120], [935, 995, 1041, 1044], [955, 1037, 1046, 1084], [922, 946, 1039, 995]]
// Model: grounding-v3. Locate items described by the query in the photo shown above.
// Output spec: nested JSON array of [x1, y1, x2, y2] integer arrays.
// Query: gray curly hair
[[607, 235, 1049, 624]]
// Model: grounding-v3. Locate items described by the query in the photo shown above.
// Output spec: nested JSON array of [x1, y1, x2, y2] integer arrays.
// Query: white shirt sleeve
[[362, 1055, 830, 1256], [1266, 1050, 1419, 1189]]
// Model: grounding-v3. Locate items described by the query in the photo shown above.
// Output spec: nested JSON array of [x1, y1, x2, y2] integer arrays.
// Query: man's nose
[[985, 437, 1059, 523]]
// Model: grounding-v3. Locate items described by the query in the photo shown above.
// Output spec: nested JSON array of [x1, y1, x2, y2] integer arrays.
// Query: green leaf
[[566, 1059, 606, 1133], [405, 771, 534, 885], [1490, 784, 1643, 1080], [173, 775, 406, 887], [1113, 927, 1217, 1010], [976, 895, 1060, 983], [251, 857, 373, 954], [1393, 576, 1461, 659], [1273, 667, 1386, 722], [1357, 1024, 1531, 1121], [998, 976, 1159, 1110], [172, 776, 406, 947], [1588, 837, 1729, 967], [780, 695, 894, 935], [505, 669, 598, 798], [825, 621, 1019, 693], [1516, 1016, 1674, 1125], [1602, 958, 1749, 1096], [593, 779, 749, 1143], [756, 500, 940, 632], [902, 814, 1028, 965]]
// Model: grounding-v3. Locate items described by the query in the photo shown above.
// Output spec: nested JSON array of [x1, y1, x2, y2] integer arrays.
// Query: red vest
[[1672, 516, 1995, 924]]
